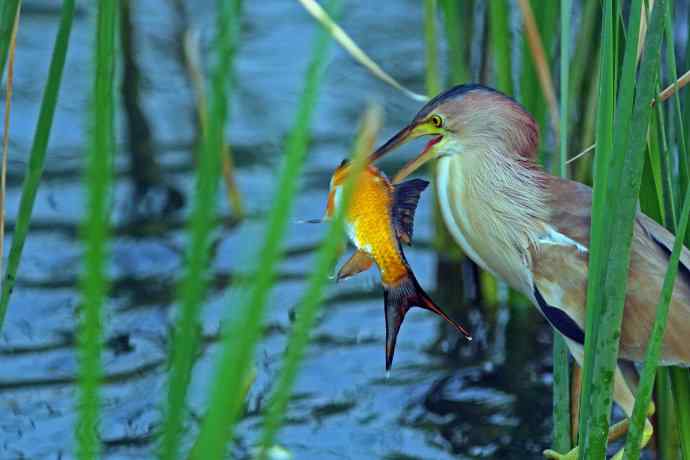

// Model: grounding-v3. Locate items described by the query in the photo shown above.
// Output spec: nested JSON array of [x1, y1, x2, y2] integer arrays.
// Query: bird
[[367, 83, 690, 459]]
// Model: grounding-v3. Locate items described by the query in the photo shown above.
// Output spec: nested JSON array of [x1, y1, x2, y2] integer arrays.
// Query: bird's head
[[369, 84, 539, 181]]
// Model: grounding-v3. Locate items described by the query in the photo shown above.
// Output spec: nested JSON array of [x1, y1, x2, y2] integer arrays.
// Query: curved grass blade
[[158, 1, 241, 459], [0, 0, 75, 333], [578, 1, 665, 458], [516, 0, 559, 144], [0, 0, 21, 82], [76, 0, 116, 457], [255, 105, 381, 460], [1, 3, 19, 279], [488, 0, 512, 95], [670, 367, 690, 460], [188, 3, 340, 458], [439, 0, 469, 86], [551, 0, 572, 452], [296, 0, 427, 102], [623, 125, 690, 460]]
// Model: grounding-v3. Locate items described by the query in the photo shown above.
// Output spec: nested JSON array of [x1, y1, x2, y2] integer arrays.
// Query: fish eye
[[430, 114, 444, 128]]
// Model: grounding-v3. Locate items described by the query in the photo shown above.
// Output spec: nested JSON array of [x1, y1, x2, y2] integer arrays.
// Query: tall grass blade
[[256, 106, 380, 459], [551, 0, 571, 452], [189, 3, 339, 457], [76, 0, 116, 457], [576, 0, 616, 450], [0, 0, 75, 333], [488, 0, 512, 94], [296, 0, 426, 102], [439, 0, 468, 85], [158, 1, 240, 459], [0, 0, 20, 82], [517, 0, 559, 144], [0, 4, 19, 280], [671, 367, 690, 460], [424, 0, 440, 96], [623, 119, 690, 460], [578, 1, 665, 458]]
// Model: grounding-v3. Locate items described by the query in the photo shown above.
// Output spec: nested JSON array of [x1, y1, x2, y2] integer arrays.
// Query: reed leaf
[[189, 3, 338, 457], [76, 0, 116, 457], [424, 0, 440, 96], [488, 0, 512, 95], [158, 1, 240, 459], [0, 0, 20, 82], [671, 367, 690, 460], [0, 1, 19, 292], [551, 0, 571, 452], [517, 0, 559, 145], [256, 105, 380, 460], [578, 1, 665, 458], [439, 0, 468, 85], [623, 114, 690, 460], [297, 0, 426, 102], [576, 2, 615, 451], [0, 0, 75, 333]]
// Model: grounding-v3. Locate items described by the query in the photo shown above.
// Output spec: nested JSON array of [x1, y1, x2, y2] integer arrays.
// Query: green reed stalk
[[0, 0, 75, 333], [623, 110, 690, 460], [488, 0, 512, 94], [659, 6, 690, 457], [158, 1, 240, 459], [576, 1, 615, 450], [551, 0, 571, 452], [76, 1, 116, 458], [656, 369, 681, 459], [189, 3, 339, 458], [671, 367, 690, 460], [0, 0, 20, 82], [424, 0, 440, 96], [439, 0, 468, 85], [520, 0, 557, 154], [426, 0, 462, 262], [578, 1, 664, 458], [256, 106, 379, 460]]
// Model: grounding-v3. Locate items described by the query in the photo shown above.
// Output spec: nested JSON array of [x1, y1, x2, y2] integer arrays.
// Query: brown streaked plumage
[[368, 83, 690, 460]]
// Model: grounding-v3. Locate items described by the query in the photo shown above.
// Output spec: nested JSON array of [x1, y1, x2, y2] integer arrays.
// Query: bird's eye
[[430, 115, 444, 128]]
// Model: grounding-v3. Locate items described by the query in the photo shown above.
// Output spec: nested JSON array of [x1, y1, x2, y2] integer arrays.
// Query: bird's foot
[[543, 446, 578, 460], [609, 418, 654, 460], [544, 403, 655, 460]]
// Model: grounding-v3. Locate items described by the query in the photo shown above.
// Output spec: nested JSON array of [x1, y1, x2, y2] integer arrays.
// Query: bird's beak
[[368, 122, 443, 183], [368, 123, 418, 163], [393, 135, 443, 183]]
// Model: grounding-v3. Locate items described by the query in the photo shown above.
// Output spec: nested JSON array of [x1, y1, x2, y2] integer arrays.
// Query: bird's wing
[[537, 177, 690, 365]]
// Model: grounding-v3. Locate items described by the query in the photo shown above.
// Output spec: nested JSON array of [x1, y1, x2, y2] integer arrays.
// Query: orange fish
[[321, 159, 472, 370]]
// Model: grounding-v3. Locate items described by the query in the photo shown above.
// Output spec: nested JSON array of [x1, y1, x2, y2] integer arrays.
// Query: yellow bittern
[[369, 84, 690, 459]]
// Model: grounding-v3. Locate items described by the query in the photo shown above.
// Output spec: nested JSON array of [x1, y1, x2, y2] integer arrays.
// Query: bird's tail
[[383, 273, 471, 371]]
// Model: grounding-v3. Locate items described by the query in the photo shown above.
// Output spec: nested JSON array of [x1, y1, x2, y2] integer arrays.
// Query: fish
[[320, 159, 472, 370]]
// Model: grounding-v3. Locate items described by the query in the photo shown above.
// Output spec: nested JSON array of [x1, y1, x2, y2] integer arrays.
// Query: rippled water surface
[[1, 1, 559, 458]]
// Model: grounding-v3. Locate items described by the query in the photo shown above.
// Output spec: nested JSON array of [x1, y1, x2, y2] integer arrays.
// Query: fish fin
[[392, 179, 429, 245], [336, 250, 373, 282], [383, 273, 471, 371]]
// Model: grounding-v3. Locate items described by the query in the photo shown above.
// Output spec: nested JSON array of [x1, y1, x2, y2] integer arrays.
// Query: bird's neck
[[436, 149, 549, 292]]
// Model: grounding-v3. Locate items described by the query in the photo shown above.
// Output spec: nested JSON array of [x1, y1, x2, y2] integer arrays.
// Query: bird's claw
[[543, 447, 578, 460]]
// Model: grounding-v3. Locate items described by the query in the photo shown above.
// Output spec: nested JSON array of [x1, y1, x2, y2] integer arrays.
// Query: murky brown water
[[0, 1, 560, 459]]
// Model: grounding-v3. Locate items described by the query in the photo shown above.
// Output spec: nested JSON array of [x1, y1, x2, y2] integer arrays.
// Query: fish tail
[[383, 273, 472, 371]]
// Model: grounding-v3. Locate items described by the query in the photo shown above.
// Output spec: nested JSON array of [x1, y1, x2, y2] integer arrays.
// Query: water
[[1, 1, 558, 458]]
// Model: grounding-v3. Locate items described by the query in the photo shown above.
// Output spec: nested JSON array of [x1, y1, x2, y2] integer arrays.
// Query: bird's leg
[[543, 365, 654, 460], [609, 404, 655, 460], [542, 411, 653, 460]]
